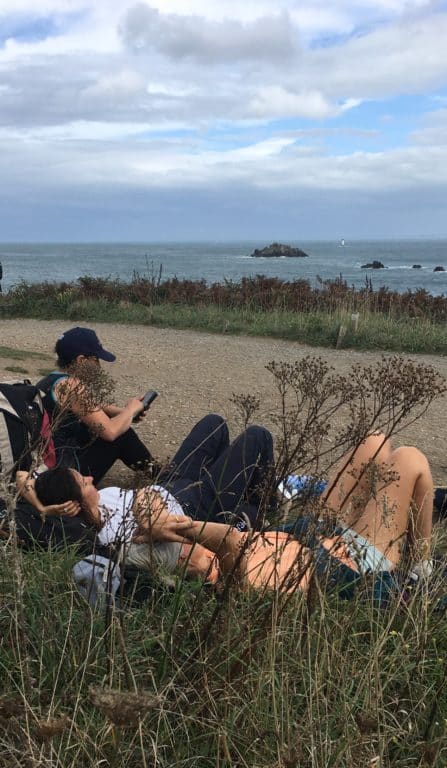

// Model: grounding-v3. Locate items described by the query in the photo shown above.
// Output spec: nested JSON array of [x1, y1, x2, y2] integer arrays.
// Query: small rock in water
[[412, 264, 422, 269], [433, 265, 445, 272], [361, 260, 385, 269]]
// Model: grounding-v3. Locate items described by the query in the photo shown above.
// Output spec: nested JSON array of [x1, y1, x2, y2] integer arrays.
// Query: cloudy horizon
[[1, 0, 447, 241]]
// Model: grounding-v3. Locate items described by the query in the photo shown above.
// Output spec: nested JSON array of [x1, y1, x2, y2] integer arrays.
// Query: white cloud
[[1, 0, 447, 237], [0, 119, 190, 141], [308, 12, 447, 98], [249, 86, 362, 120], [2, 126, 447, 198], [81, 70, 145, 103], [119, 3, 298, 63], [0, 1, 79, 12], [410, 107, 447, 145], [1, 3, 447, 131]]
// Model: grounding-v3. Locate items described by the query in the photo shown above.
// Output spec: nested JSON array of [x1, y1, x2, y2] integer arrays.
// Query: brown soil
[[1, 319, 446, 483]]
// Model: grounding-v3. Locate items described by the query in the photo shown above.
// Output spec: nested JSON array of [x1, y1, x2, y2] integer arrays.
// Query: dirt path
[[1, 319, 446, 483]]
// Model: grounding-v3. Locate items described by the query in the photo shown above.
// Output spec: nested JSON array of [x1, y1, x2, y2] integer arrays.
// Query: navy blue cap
[[55, 327, 116, 365]]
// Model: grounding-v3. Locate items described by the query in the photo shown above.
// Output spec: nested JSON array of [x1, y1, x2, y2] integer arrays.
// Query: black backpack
[[0, 496, 102, 555], [0, 497, 161, 605], [0, 381, 46, 482]]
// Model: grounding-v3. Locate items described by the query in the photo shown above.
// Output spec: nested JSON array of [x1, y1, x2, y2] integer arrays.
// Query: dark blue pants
[[159, 414, 274, 528]]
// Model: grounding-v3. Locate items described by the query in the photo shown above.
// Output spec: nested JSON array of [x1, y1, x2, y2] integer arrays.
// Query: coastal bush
[[1, 355, 446, 766], [1, 274, 446, 354], [3, 273, 447, 320]]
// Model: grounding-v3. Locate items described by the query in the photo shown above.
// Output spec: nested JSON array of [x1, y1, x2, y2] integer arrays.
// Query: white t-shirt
[[97, 484, 185, 547]]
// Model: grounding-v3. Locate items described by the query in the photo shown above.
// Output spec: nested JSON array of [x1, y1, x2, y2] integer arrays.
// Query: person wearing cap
[[37, 327, 157, 484]]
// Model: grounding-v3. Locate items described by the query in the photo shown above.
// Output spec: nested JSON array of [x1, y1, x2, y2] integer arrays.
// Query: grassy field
[[1, 287, 446, 766], [1, 540, 447, 767]]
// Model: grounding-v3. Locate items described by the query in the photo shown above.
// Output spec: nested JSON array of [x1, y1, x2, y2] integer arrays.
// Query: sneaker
[[277, 474, 327, 501]]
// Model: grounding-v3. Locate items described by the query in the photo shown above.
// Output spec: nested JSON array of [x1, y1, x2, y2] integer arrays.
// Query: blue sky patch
[[0, 11, 83, 46]]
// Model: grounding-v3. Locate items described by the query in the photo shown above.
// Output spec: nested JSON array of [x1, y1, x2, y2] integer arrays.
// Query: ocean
[[0, 240, 446, 296]]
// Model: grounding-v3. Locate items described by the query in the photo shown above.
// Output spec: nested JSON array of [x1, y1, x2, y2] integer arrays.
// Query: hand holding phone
[[142, 390, 158, 411]]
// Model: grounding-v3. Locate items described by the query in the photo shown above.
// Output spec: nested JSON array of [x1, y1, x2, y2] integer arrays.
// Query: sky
[[1, 0, 447, 241]]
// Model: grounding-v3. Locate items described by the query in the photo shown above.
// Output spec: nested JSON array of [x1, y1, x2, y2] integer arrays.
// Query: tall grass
[[1, 541, 447, 767], [1, 354, 446, 766], [1, 274, 446, 354], [1, 298, 446, 356]]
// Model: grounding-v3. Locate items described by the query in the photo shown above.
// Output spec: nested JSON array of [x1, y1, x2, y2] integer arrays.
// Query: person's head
[[55, 327, 116, 369], [34, 467, 99, 511]]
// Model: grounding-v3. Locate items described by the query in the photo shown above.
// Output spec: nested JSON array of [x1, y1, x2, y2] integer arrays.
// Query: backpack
[[0, 380, 53, 483], [0, 496, 100, 554], [72, 555, 122, 609], [72, 556, 170, 609]]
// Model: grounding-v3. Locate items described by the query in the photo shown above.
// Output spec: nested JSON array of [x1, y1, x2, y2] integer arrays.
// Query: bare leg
[[390, 446, 433, 562], [323, 433, 393, 518], [323, 435, 433, 565], [186, 435, 433, 583]]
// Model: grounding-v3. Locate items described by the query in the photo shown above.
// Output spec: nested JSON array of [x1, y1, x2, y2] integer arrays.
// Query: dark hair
[[54, 343, 77, 370], [55, 354, 69, 369], [35, 468, 83, 508], [54, 345, 75, 370]]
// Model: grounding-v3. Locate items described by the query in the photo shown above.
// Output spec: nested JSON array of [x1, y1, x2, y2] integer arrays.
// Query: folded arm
[[131, 487, 195, 544], [15, 471, 80, 518], [55, 377, 145, 441]]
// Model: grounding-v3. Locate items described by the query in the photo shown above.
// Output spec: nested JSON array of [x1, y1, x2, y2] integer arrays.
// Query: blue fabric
[[160, 415, 274, 528], [278, 515, 400, 604], [434, 488, 447, 517]]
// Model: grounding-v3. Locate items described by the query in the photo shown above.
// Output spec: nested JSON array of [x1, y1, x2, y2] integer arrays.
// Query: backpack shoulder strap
[[36, 372, 68, 399]]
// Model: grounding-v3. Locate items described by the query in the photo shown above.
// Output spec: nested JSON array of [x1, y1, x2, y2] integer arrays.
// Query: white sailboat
[[340, 238, 345, 247]]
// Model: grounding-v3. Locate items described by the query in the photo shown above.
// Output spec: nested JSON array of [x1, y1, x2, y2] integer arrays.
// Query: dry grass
[[1, 354, 447, 766]]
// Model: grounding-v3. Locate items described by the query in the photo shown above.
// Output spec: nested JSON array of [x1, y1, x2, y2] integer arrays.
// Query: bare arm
[[103, 404, 123, 417], [131, 488, 195, 544], [104, 402, 148, 423], [185, 520, 247, 581], [15, 472, 80, 517], [55, 378, 144, 441]]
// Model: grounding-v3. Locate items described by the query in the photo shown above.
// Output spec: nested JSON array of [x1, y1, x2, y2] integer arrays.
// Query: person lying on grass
[[27, 467, 219, 583], [23, 414, 434, 595], [19, 412, 277, 583], [185, 432, 434, 593]]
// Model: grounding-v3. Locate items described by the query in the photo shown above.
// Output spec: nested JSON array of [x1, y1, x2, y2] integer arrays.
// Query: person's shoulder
[[54, 373, 84, 403], [99, 487, 127, 504]]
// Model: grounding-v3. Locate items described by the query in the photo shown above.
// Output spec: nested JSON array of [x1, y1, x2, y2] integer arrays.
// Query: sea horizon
[[1, 236, 447, 244], [1, 239, 446, 296]]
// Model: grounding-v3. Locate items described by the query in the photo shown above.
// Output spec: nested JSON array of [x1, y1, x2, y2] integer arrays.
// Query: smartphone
[[142, 389, 158, 410]]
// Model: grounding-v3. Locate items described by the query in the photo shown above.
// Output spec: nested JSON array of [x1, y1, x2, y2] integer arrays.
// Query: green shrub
[[1, 274, 446, 354]]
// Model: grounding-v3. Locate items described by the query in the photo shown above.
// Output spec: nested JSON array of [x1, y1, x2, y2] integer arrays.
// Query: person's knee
[[198, 413, 228, 435], [392, 446, 431, 478], [356, 433, 391, 463], [205, 414, 226, 429], [244, 425, 273, 452]]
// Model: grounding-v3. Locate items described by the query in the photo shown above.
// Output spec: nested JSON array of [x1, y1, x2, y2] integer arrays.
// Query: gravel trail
[[1, 319, 446, 483]]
